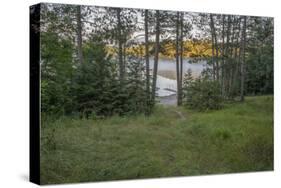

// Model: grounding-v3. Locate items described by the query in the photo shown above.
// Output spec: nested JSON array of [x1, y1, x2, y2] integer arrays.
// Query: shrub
[[183, 70, 223, 111]]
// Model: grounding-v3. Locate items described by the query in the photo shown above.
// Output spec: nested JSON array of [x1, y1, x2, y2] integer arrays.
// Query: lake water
[[150, 58, 207, 97], [150, 58, 206, 75]]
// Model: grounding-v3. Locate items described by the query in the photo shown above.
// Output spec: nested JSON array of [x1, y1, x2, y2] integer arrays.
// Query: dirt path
[[158, 95, 187, 120], [172, 109, 186, 120]]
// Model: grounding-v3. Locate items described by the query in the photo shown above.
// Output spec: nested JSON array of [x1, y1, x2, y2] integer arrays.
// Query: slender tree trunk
[[229, 16, 236, 96], [211, 27, 216, 80], [221, 15, 225, 97], [225, 15, 231, 97], [123, 35, 126, 74], [117, 8, 124, 80], [240, 16, 247, 102], [175, 12, 180, 106], [225, 16, 231, 57], [232, 17, 241, 97], [179, 12, 184, 105], [144, 10, 150, 113], [210, 18, 216, 80], [210, 15, 219, 80], [76, 5, 83, 64], [151, 10, 160, 103]]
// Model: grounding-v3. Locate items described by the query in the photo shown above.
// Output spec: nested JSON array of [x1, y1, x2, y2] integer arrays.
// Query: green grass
[[40, 95, 273, 184]]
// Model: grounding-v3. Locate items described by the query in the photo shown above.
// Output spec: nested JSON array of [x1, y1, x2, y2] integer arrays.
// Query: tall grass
[[40, 96, 273, 184]]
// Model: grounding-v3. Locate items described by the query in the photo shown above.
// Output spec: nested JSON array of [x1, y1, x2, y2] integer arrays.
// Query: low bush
[[183, 73, 223, 111]]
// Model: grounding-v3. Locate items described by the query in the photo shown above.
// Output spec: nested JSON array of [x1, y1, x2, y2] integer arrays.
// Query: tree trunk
[[240, 16, 247, 102], [123, 35, 126, 75], [179, 12, 184, 105], [211, 25, 216, 80], [144, 10, 150, 112], [76, 5, 83, 64], [151, 10, 160, 103], [210, 15, 219, 80], [211, 28, 216, 80], [175, 12, 180, 106], [231, 18, 240, 97], [229, 16, 236, 96], [117, 8, 124, 80], [221, 15, 225, 97], [225, 15, 231, 97]]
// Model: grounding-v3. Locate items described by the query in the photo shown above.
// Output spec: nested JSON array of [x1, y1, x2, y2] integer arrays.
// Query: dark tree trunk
[[179, 12, 184, 105], [175, 12, 180, 106], [76, 5, 83, 64], [144, 9, 150, 112], [117, 8, 124, 80], [232, 17, 241, 97], [210, 15, 219, 80], [225, 15, 231, 97], [151, 10, 160, 103], [211, 26, 216, 80], [221, 15, 225, 97], [123, 35, 126, 74], [240, 16, 247, 102], [229, 16, 236, 96]]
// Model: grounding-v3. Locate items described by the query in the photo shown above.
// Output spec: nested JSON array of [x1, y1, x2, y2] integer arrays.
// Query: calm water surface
[[149, 58, 207, 98]]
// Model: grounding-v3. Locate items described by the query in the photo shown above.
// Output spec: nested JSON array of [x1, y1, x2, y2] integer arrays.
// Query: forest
[[38, 3, 273, 184]]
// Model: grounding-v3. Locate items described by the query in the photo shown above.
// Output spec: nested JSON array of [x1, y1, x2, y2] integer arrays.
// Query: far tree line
[[40, 4, 273, 117]]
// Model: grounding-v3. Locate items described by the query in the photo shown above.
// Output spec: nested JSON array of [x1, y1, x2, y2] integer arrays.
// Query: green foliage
[[71, 37, 151, 118], [183, 69, 223, 111], [72, 37, 117, 117], [40, 32, 74, 115], [246, 18, 273, 95], [125, 56, 148, 114], [40, 31, 151, 117]]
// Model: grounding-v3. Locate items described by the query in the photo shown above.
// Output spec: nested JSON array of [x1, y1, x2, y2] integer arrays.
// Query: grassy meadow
[[40, 96, 273, 184]]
